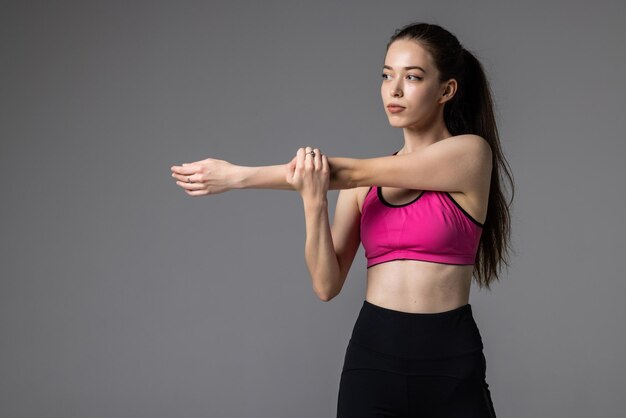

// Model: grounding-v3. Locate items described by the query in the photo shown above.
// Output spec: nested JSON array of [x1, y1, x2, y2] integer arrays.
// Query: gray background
[[1, 0, 625, 417]]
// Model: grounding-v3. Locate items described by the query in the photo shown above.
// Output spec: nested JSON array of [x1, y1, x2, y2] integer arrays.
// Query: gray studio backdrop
[[2, 0, 625, 417]]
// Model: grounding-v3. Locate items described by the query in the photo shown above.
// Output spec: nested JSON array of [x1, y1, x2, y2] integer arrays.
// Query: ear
[[438, 79, 458, 104]]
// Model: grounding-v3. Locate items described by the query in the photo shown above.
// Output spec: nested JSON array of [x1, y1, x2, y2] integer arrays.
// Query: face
[[381, 39, 456, 129]]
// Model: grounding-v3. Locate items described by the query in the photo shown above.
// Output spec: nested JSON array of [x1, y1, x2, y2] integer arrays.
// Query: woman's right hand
[[285, 146, 329, 202], [170, 157, 238, 196]]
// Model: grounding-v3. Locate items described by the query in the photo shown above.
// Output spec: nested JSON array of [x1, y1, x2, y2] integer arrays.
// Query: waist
[[349, 299, 484, 360], [366, 262, 473, 310]]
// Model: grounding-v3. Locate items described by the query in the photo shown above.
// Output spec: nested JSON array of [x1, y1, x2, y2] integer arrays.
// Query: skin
[[360, 38, 489, 313], [170, 38, 492, 313]]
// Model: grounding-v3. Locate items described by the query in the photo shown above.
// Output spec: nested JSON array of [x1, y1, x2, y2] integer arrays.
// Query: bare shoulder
[[445, 134, 492, 160], [444, 134, 492, 225], [442, 134, 492, 185]]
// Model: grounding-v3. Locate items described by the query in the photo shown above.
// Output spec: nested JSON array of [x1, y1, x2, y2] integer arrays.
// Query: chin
[[388, 119, 409, 128]]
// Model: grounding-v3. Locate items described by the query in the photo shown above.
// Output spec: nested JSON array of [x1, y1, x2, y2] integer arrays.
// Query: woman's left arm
[[350, 135, 492, 192], [171, 135, 490, 196], [171, 154, 358, 195]]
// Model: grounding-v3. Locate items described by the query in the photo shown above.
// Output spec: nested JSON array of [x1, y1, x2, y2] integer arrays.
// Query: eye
[[407, 75, 423, 81], [381, 73, 390, 80]]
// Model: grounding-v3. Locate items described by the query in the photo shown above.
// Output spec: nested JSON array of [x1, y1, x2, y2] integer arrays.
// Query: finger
[[296, 147, 305, 170], [171, 164, 200, 175], [184, 188, 206, 196], [171, 172, 197, 183], [289, 155, 297, 167], [322, 154, 329, 176], [286, 156, 297, 181], [176, 180, 204, 190], [313, 148, 321, 171], [304, 146, 313, 169]]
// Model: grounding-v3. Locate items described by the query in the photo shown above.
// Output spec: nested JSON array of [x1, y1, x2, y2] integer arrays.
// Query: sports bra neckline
[[376, 149, 425, 208], [376, 186, 426, 208]]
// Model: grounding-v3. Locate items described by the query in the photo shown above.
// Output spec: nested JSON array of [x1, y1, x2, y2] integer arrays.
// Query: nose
[[390, 82, 403, 97]]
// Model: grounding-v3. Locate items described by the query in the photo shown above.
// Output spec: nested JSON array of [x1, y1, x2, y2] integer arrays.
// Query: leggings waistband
[[349, 300, 484, 360], [363, 299, 473, 318]]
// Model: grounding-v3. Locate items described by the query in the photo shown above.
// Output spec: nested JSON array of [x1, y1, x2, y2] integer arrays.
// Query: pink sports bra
[[360, 151, 484, 269]]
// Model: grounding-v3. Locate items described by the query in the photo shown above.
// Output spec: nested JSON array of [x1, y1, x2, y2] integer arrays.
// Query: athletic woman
[[171, 21, 513, 418]]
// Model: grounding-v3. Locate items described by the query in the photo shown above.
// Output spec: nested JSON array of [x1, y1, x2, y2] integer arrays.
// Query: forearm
[[302, 198, 341, 301], [235, 164, 294, 190], [235, 157, 357, 191]]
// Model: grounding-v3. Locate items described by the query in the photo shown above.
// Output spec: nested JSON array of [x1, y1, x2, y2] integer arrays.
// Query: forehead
[[384, 39, 434, 70]]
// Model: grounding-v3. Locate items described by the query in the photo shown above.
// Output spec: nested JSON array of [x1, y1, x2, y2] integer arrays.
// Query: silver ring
[[187, 176, 192, 183], [307, 151, 315, 157]]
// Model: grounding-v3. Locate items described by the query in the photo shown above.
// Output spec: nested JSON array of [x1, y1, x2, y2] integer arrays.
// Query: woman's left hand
[[286, 146, 329, 202], [170, 157, 239, 196]]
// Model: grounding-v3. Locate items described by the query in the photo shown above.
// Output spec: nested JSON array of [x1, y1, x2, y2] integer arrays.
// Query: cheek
[[410, 87, 439, 108], [425, 84, 443, 101]]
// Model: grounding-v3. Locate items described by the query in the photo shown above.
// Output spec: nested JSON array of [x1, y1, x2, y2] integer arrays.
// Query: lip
[[387, 105, 406, 113]]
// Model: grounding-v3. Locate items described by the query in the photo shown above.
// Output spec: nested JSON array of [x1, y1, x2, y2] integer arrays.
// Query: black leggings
[[337, 300, 497, 417]]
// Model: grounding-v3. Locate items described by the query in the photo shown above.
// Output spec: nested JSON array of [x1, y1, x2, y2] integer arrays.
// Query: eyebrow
[[383, 65, 427, 74]]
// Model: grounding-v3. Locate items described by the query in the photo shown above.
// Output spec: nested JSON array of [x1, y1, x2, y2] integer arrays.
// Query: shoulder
[[442, 134, 492, 157], [440, 134, 492, 171]]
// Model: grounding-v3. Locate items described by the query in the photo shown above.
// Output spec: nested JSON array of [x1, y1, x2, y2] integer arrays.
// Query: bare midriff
[[365, 260, 473, 313]]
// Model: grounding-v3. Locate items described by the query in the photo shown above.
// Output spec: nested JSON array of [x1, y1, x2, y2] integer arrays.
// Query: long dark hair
[[386, 22, 515, 291]]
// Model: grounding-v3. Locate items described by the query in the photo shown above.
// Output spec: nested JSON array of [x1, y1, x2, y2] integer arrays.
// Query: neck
[[397, 114, 451, 154]]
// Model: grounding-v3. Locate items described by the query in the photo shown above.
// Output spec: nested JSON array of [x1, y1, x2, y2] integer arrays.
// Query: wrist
[[233, 165, 256, 189], [303, 195, 328, 210]]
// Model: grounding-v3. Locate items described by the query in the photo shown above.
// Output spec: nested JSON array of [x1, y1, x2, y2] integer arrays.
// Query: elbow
[[315, 285, 340, 302], [317, 293, 335, 302], [318, 292, 333, 302], [311, 266, 343, 302], [317, 293, 330, 302]]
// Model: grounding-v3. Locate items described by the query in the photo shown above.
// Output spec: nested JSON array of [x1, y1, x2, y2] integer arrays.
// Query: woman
[[171, 21, 513, 418]]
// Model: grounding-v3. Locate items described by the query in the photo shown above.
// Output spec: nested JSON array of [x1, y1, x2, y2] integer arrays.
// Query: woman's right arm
[[311, 187, 362, 301], [292, 149, 361, 301]]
